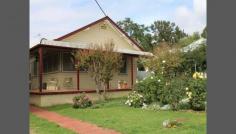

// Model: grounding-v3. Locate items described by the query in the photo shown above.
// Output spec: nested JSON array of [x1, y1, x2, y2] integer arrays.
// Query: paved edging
[[30, 106, 121, 134]]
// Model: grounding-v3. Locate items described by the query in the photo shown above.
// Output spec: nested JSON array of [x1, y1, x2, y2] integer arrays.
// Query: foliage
[[117, 18, 154, 51], [178, 100, 191, 110], [162, 76, 188, 110], [188, 78, 207, 111], [178, 33, 201, 47], [117, 18, 187, 51], [72, 93, 92, 109], [201, 26, 207, 38], [134, 75, 165, 104], [150, 20, 187, 44], [134, 74, 187, 110], [142, 102, 161, 111], [143, 43, 183, 78], [125, 91, 145, 108], [74, 42, 122, 99], [181, 44, 207, 75]]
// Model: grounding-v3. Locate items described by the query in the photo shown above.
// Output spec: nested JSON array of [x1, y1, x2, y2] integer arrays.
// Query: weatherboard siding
[[61, 20, 139, 51]]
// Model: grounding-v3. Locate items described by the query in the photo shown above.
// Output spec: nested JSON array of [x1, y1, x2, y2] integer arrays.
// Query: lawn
[[46, 98, 206, 134], [30, 113, 76, 134]]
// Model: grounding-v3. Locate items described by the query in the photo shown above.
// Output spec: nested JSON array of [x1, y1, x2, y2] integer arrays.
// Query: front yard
[[43, 98, 206, 134]]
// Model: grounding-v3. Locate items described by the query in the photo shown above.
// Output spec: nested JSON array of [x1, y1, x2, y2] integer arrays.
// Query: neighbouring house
[[29, 16, 152, 106]]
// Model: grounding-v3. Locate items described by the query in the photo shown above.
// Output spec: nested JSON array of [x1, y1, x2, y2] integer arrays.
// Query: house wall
[[30, 91, 131, 107], [61, 20, 140, 51], [30, 56, 137, 90]]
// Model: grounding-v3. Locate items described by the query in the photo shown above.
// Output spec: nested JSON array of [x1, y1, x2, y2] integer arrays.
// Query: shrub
[[125, 91, 145, 108], [142, 102, 161, 111], [72, 93, 92, 109], [188, 78, 207, 111], [177, 101, 191, 110], [134, 75, 165, 104], [161, 77, 187, 110]]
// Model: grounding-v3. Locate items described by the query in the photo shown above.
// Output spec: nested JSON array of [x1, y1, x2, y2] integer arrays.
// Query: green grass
[[30, 113, 76, 134], [46, 98, 206, 134]]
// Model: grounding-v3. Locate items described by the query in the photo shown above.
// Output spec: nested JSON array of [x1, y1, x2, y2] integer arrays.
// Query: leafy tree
[[143, 42, 183, 78], [181, 44, 207, 75], [74, 42, 122, 99], [201, 26, 207, 38], [150, 20, 187, 44], [117, 18, 154, 51]]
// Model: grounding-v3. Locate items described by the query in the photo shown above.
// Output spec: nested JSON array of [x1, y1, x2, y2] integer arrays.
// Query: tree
[[74, 42, 122, 99], [150, 20, 187, 44], [117, 18, 154, 51], [181, 44, 207, 75], [201, 26, 207, 38], [143, 42, 183, 78]]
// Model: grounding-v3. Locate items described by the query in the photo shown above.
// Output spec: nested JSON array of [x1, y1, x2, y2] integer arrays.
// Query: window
[[33, 60, 38, 75], [63, 52, 76, 71], [43, 52, 60, 73], [120, 56, 128, 74]]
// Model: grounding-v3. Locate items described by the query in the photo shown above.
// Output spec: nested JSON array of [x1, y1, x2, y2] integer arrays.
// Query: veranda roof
[[34, 40, 153, 56]]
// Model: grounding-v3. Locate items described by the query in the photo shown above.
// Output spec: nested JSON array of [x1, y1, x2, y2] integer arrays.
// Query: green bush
[[177, 101, 191, 110], [162, 77, 187, 110], [125, 91, 145, 108], [134, 75, 165, 104], [72, 93, 92, 109], [188, 78, 207, 111]]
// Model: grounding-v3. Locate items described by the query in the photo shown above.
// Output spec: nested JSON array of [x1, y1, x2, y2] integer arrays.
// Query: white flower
[[185, 87, 189, 91], [162, 60, 166, 63], [158, 79, 161, 82], [150, 76, 153, 79]]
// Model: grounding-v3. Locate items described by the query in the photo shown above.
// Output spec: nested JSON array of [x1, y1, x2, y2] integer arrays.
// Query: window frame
[[119, 55, 128, 75]]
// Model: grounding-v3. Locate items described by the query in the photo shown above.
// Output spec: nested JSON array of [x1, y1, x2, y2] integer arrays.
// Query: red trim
[[77, 60, 80, 90], [30, 44, 75, 52], [54, 16, 144, 51], [38, 47, 43, 92], [30, 88, 132, 95], [130, 56, 134, 87]]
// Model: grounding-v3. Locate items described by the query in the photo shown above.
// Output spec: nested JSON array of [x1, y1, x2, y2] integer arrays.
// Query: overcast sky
[[30, 0, 206, 47]]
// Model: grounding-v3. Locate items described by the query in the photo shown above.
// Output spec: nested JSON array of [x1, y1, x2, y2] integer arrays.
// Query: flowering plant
[[125, 91, 145, 108], [73, 93, 92, 109]]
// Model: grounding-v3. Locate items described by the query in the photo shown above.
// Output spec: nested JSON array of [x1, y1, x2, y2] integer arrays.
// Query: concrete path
[[30, 106, 121, 134]]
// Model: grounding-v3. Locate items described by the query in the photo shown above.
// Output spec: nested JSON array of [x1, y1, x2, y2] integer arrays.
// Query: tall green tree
[[117, 18, 154, 51], [150, 20, 187, 44]]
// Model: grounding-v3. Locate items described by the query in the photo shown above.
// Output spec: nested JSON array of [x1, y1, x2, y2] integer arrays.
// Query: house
[[29, 16, 152, 106]]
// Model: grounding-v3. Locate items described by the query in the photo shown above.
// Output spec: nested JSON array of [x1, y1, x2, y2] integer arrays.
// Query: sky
[[30, 0, 206, 47]]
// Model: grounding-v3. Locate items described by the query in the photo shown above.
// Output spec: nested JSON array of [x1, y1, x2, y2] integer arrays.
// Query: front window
[[62, 52, 76, 71], [43, 52, 60, 73], [120, 56, 128, 74]]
